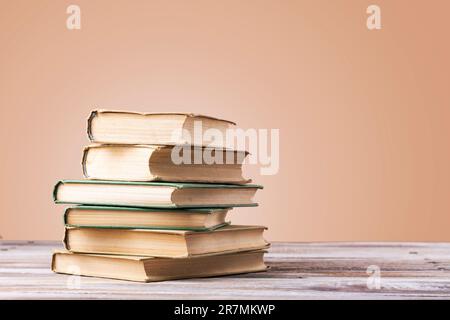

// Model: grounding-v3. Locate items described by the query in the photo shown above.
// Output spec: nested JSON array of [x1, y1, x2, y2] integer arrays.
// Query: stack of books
[[52, 110, 269, 282]]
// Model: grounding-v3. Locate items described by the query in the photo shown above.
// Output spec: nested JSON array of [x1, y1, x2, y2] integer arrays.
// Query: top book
[[88, 110, 236, 147]]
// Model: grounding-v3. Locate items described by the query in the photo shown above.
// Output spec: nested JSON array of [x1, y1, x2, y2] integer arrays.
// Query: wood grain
[[1, 241, 450, 299]]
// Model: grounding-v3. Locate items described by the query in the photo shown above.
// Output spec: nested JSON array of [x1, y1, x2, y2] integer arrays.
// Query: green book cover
[[54, 179, 263, 189], [62, 205, 231, 231], [53, 180, 263, 209], [66, 205, 230, 213]]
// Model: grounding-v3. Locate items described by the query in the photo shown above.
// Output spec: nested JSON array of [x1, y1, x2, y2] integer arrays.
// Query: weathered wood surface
[[1, 241, 450, 299]]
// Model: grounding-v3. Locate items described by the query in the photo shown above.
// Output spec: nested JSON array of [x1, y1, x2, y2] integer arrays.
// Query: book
[[63, 225, 269, 258], [82, 144, 250, 184], [87, 110, 236, 147], [54, 180, 262, 208], [64, 206, 230, 231], [52, 249, 267, 282]]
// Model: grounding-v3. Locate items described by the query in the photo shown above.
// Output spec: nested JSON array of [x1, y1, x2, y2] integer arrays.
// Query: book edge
[[63, 222, 231, 232], [66, 205, 231, 213], [55, 179, 263, 189], [55, 200, 256, 209], [91, 109, 237, 125], [64, 224, 267, 235]]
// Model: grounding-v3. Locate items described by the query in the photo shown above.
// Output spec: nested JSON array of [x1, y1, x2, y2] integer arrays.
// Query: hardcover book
[[52, 249, 268, 282], [87, 110, 236, 147], [63, 225, 269, 258], [64, 206, 231, 231], [54, 180, 262, 208], [82, 144, 250, 184]]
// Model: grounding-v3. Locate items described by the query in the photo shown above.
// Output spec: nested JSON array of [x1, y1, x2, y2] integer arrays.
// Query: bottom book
[[52, 250, 268, 282]]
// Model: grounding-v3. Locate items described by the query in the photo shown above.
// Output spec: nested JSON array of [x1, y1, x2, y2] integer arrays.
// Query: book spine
[[81, 146, 90, 178], [50, 252, 58, 272], [52, 181, 63, 202], [86, 110, 97, 141], [62, 227, 70, 251], [63, 208, 70, 225]]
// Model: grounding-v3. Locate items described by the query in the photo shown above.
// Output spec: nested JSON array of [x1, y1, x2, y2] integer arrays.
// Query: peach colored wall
[[1, 0, 450, 241]]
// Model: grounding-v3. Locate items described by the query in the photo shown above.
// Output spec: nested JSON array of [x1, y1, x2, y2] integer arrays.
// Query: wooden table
[[1, 241, 450, 299]]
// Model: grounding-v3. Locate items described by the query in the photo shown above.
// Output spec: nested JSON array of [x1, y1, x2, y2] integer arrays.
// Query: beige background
[[1, 0, 449, 241]]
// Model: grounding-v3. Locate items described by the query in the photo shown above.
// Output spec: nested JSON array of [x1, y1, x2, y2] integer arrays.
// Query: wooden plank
[[1, 241, 450, 299]]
